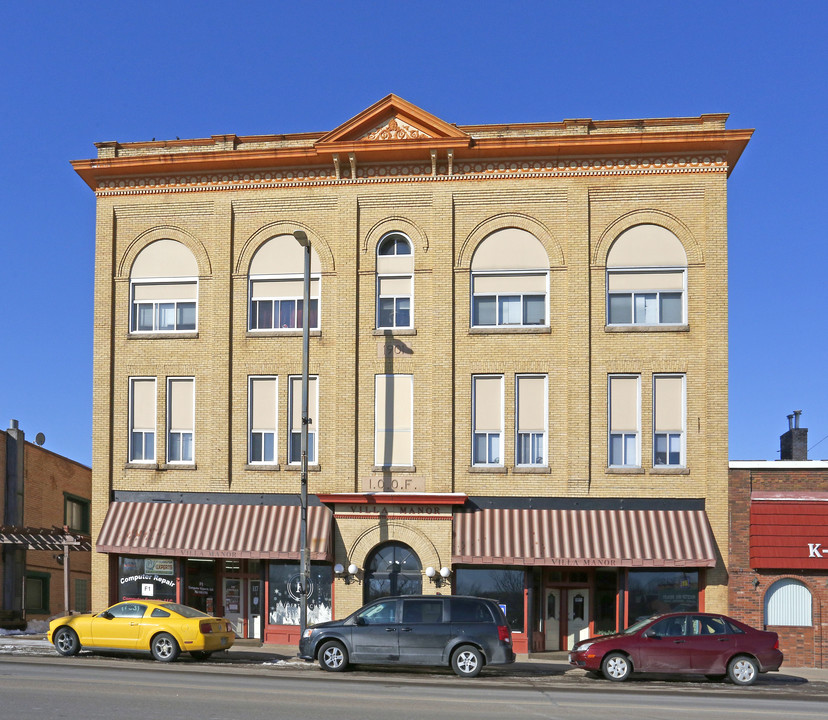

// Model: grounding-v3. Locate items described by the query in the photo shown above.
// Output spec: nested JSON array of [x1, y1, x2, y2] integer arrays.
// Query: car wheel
[[602, 652, 632, 682], [190, 651, 213, 660], [54, 627, 81, 656], [151, 632, 181, 663], [727, 656, 758, 686], [452, 645, 483, 678], [318, 641, 348, 672]]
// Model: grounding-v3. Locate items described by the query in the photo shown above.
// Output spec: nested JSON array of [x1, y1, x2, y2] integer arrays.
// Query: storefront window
[[455, 567, 525, 632], [627, 570, 698, 623], [185, 559, 217, 614], [118, 556, 177, 603], [594, 569, 618, 634], [268, 562, 332, 626]]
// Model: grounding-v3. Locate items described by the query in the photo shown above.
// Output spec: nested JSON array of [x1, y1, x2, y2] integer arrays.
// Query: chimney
[[780, 410, 808, 460]]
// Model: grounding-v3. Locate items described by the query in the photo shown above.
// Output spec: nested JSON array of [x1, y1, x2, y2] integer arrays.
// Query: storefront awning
[[97, 502, 333, 561], [750, 492, 828, 569], [452, 508, 716, 567]]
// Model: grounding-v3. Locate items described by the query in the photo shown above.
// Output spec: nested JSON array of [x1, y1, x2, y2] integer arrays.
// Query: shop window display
[[268, 563, 332, 626], [118, 557, 177, 603], [455, 567, 525, 632], [627, 570, 698, 624]]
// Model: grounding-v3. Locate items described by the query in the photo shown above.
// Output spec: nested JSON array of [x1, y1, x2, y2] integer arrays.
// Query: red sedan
[[569, 612, 783, 685]]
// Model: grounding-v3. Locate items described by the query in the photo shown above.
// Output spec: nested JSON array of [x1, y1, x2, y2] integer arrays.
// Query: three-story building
[[74, 96, 751, 650]]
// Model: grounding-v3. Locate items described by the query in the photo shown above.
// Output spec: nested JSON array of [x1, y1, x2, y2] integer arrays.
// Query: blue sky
[[1, 1, 826, 466]]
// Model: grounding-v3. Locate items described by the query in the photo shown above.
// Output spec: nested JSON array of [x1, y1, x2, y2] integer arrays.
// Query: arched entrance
[[364, 542, 422, 603]]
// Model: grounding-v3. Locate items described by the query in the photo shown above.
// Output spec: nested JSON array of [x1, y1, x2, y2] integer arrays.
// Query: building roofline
[[729, 460, 828, 469]]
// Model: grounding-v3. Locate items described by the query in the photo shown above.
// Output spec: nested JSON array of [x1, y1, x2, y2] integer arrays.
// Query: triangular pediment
[[316, 95, 470, 149]]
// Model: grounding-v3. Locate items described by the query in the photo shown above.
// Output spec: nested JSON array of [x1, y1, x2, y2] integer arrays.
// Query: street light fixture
[[293, 229, 311, 636]]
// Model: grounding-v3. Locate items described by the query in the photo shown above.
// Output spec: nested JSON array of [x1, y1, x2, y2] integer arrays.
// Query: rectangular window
[[473, 375, 503, 465], [374, 374, 413, 466], [471, 273, 548, 328], [606, 270, 685, 326], [288, 375, 318, 464], [129, 377, 156, 463], [167, 377, 194, 463], [25, 572, 50, 614], [653, 374, 685, 466], [64, 494, 90, 534], [249, 277, 320, 331], [249, 376, 278, 464], [377, 276, 413, 329], [609, 375, 640, 467], [516, 375, 547, 466], [131, 281, 197, 332]]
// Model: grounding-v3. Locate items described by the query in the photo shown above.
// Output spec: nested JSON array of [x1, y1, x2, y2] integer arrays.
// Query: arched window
[[606, 224, 687, 326], [765, 579, 812, 626], [130, 239, 198, 333], [249, 235, 321, 331], [376, 233, 413, 329], [364, 542, 422, 603], [471, 228, 549, 328]]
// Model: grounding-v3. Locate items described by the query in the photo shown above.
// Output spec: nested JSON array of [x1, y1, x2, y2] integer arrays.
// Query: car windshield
[[622, 614, 663, 634], [158, 603, 210, 619]]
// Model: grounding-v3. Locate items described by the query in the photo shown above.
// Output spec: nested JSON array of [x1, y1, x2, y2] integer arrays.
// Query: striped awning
[[97, 501, 332, 561], [453, 508, 716, 567]]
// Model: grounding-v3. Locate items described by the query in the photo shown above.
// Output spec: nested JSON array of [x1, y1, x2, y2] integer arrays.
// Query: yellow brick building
[[74, 96, 751, 651]]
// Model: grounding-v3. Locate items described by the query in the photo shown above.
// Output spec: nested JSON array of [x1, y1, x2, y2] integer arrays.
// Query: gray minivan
[[299, 595, 515, 677]]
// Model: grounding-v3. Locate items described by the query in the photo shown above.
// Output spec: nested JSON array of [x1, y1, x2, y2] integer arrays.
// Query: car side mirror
[[99, 611, 113, 620], [355, 617, 366, 626], [643, 629, 659, 638]]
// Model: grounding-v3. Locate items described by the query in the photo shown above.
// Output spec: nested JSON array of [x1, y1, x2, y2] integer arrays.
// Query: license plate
[[221, 637, 228, 646]]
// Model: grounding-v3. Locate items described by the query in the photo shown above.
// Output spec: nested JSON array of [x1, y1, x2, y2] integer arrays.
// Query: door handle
[[385, 627, 396, 632], [402, 627, 413, 632], [129, 622, 138, 626], [672, 639, 685, 644]]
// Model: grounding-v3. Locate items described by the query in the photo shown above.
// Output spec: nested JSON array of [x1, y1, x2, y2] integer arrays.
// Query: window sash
[[517, 432, 545, 466], [473, 432, 501, 465], [472, 293, 546, 327], [607, 290, 684, 325], [132, 300, 197, 332], [251, 298, 319, 330], [654, 432, 683, 466], [288, 376, 318, 464], [610, 433, 638, 466]]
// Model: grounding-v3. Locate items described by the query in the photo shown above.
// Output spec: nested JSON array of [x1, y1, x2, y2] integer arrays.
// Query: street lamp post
[[293, 229, 311, 636]]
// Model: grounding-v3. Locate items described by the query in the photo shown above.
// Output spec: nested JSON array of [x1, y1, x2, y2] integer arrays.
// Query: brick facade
[[75, 96, 750, 648], [729, 463, 828, 667], [1, 424, 91, 625]]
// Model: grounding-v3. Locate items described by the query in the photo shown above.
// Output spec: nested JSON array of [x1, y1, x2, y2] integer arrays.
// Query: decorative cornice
[[92, 154, 729, 197]]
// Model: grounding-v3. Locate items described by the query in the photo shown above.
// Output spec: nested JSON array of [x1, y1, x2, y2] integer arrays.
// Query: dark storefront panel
[[455, 567, 524, 632], [185, 559, 217, 614], [627, 569, 698, 623]]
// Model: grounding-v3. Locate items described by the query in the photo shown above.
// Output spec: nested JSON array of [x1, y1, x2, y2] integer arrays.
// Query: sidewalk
[[4, 634, 827, 685]]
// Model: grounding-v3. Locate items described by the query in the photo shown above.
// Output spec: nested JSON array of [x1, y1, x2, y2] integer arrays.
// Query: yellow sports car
[[47, 600, 235, 662]]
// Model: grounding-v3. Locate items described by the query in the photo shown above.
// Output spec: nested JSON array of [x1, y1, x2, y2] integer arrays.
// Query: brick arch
[[347, 521, 444, 572], [363, 216, 429, 256], [457, 213, 563, 269], [118, 226, 211, 279], [235, 221, 335, 275], [593, 210, 703, 266]]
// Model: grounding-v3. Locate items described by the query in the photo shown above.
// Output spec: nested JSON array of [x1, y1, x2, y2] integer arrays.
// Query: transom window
[[606, 224, 687, 327], [470, 228, 549, 329]]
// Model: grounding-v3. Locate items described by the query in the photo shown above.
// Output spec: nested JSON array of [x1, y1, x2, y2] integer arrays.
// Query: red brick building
[[729, 418, 828, 668], [1, 420, 91, 629]]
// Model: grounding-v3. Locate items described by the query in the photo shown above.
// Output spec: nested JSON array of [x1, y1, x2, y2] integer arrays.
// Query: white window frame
[[470, 271, 549, 328], [166, 377, 194, 464], [472, 375, 504, 467], [608, 374, 641, 468], [128, 377, 156, 463], [288, 375, 318, 465], [376, 276, 413, 329], [248, 274, 321, 332], [374, 374, 414, 467], [130, 278, 198, 333], [606, 267, 686, 326], [515, 374, 548, 467], [653, 374, 686, 468], [248, 376, 278, 465]]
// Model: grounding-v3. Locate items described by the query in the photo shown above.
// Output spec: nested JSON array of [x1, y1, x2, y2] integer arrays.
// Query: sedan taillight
[[498, 625, 511, 644], [200, 621, 216, 633]]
